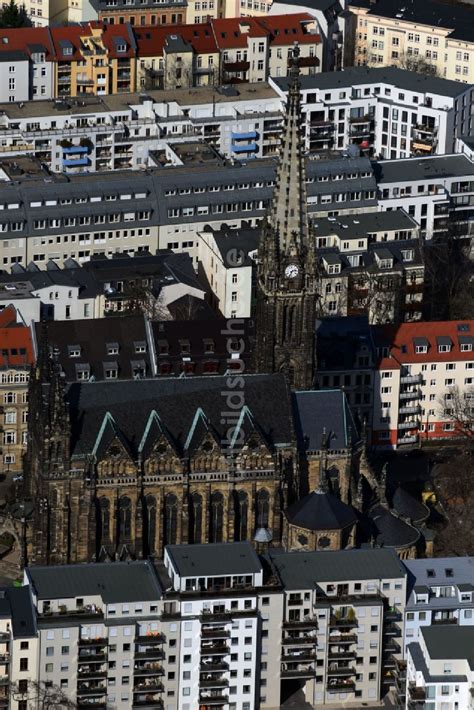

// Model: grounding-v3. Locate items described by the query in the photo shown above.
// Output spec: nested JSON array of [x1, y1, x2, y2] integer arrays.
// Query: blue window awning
[[63, 157, 90, 167], [62, 145, 89, 154], [231, 131, 258, 141]]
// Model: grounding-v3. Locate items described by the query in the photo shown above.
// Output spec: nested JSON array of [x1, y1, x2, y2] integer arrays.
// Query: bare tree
[[437, 385, 474, 444], [432, 449, 474, 556], [121, 282, 171, 320], [423, 221, 474, 321], [11, 680, 76, 710], [397, 52, 440, 77]]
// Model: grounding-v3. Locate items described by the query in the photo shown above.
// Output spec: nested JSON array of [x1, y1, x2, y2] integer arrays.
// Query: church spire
[[269, 42, 309, 254]]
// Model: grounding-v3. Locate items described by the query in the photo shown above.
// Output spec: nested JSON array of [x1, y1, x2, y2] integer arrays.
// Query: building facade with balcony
[[371, 320, 474, 448], [271, 548, 407, 707], [271, 66, 473, 159], [405, 626, 474, 710]]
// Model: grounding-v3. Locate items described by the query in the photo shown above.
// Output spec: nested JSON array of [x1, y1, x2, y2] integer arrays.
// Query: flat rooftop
[[0, 82, 279, 120], [166, 542, 262, 578], [312, 210, 417, 239], [273, 66, 470, 98], [374, 154, 474, 183]]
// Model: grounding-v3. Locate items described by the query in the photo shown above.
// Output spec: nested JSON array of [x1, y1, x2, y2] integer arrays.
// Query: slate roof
[[270, 548, 406, 589], [166, 541, 262, 577], [0, 587, 37, 638], [422, 625, 474, 669], [312, 211, 417, 240], [373, 154, 474, 184], [350, 0, 474, 43], [37, 315, 153, 382], [292, 389, 357, 452], [391, 487, 429, 524], [26, 560, 163, 602], [64, 373, 294, 458], [369, 504, 420, 549], [273, 66, 470, 98], [285, 489, 357, 530], [404, 556, 474, 603]]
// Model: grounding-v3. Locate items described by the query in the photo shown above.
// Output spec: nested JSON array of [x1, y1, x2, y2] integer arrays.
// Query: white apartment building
[[375, 153, 474, 239], [164, 542, 283, 710], [402, 558, 474, 658], [372, 320, 474, 448], [271, 66, 473, 159], [0, 84, 282, 172], [198, 226, 256, 318], [406, 626, 474, 710]]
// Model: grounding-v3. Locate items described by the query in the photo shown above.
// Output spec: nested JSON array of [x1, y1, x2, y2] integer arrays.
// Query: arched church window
[[235, 490, 248, 542], [145, 495, 156, 553], [99, 497, 110, 543], [256, 489, 270, 528], [210, 491, 224, 543], [164, 493, 178, 545], [119, 496, 132, 542], [189, 492, 203, 544]]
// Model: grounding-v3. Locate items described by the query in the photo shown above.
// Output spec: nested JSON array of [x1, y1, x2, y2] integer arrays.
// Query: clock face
[[285, 264, 299, 279]]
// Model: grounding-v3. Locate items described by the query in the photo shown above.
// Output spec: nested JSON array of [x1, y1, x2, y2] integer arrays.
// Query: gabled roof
[[0, 27, 55, 61], [166, 541, 262, 577], [134, 23, 217, 56], [138, 409, 176, 458], [0, 305, 34, 369], [292, 389, 357, 452]]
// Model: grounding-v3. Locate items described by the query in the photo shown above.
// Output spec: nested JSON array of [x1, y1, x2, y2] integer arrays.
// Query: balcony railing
[[200, 661, 228, 672], [133, 681, 164, 693], [282, 650, 316, 661], [327, 666, 356, 676], [78, 637, 107, 646], [200, 642, 230, 655], [432, 616, 457, 625], [78, 653, 107, 664], [223, 60, 250, 72], [328, 634, 357, 644], [408, 684, 426, 700], [329, 616, 358, 629], [399, 405, 421, 416], [134, 650, 165, 661], [282, 635, 317, 645], [201, 629, 230, 640], [76, 685, 107, 697], [398, 420, 420, 431], [399, 389, 421, 401], [328, 651, 356, 661], [135, 634, 165, 644], [200, 677, 229, 688], [327, 680, 356, 692], [198, 693, 229, 705], [280, 667, 316, 678], [400, 373, 423, 385], [283, 618, 318, 629]]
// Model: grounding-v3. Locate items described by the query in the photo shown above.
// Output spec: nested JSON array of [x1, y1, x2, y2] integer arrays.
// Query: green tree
[[0, 0, 32, 28]]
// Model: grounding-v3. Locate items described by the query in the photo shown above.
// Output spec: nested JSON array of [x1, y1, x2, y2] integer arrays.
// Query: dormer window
[[134, 341, 146, 354], [414, 337, 429, 354], [415, 345, 427, 354], [116, 43, 127, 53], [179, 339, 190, 354], [158, 340, 169, 355], [203, 339, 215, 354], [107, 342, 119, 356], [68, 345, 81, 358], [427, 569, 435, 578]]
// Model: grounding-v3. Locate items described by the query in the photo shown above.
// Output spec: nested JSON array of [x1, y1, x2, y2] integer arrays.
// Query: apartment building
[[270, 548, 407, 707], [23, 561, 180, 710], [19, 0, 83, 26], [164, 542, 283, 710], [315, 211, 424, 323], [374, 153, 474, 239], [406, 626, 474, 710], [315, 316, 377, 426], [0, 28, 55, 102], [0, 306, 35, 473], [271, 66, 473, 159], [99, 0, 186, 27], [348, 0, 474, 85], [402, 557, 474, 659], [0, 154, 377, 269], [371, 320, 474, 448]]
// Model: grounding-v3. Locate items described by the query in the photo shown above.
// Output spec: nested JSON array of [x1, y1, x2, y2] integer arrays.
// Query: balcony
[[400, 373, 423, 385], [77, 703, 107, 709], [200, 608, 257, 621], [132, 702, 163, 709], [200, 677, 229, 688], [399, 389, 421, 401], [134, 663, 164, 677], [327, 666, 356, 677], [76, 685, 107, 697], [329, 616, 358, 629], [399, 405, 421, 416], [201, 628, 230, 640], [283, 618, 318, 630], [327, 680, 356, 693], [133, 682, 164, 693], [200, 661, 228, 672], [78, 640, 107, 650], [432, 616, 458, 625], [349, 114, 371, 123], [328, 634, 357, 644], [384, 640, 401, 654], [280, 666, 316, 679], [135, 649, 165, 661], [398, 420, 420, 431], [77, 669, 107, 679], [200, 642, 230, 656], [223, 60, 250, 72], [328, 650, 356, 661], [384, 623, 402, 637], [78, 653, 107, 664], [408, 684, 425, 701], [135, 634, 165, 644], [282, 635, 317, 646], [198, 693, 229, 705], [397, 435, 418, 445], [282, 650, 316, 661]]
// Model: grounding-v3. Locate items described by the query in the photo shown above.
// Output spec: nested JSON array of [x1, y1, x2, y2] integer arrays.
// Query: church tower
[[255, 43, 318, 390]]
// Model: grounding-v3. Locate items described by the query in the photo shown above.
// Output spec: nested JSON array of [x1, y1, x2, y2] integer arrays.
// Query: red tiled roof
[[374, 320, 474, 369], [0, 27, 55, 60], [102, 23, 136, 59], [212, 17, 268, 49], [134, 23, 217, 56], [258, 13, 321, 46], [0, 306, 34, 368], [49, 24, 93, 61]]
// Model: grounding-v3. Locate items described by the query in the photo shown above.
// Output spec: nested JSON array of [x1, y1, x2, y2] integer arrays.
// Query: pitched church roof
[[369, 504, 420, 549], [391, 487, 430, 525], [64, 374, 294, 458]]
